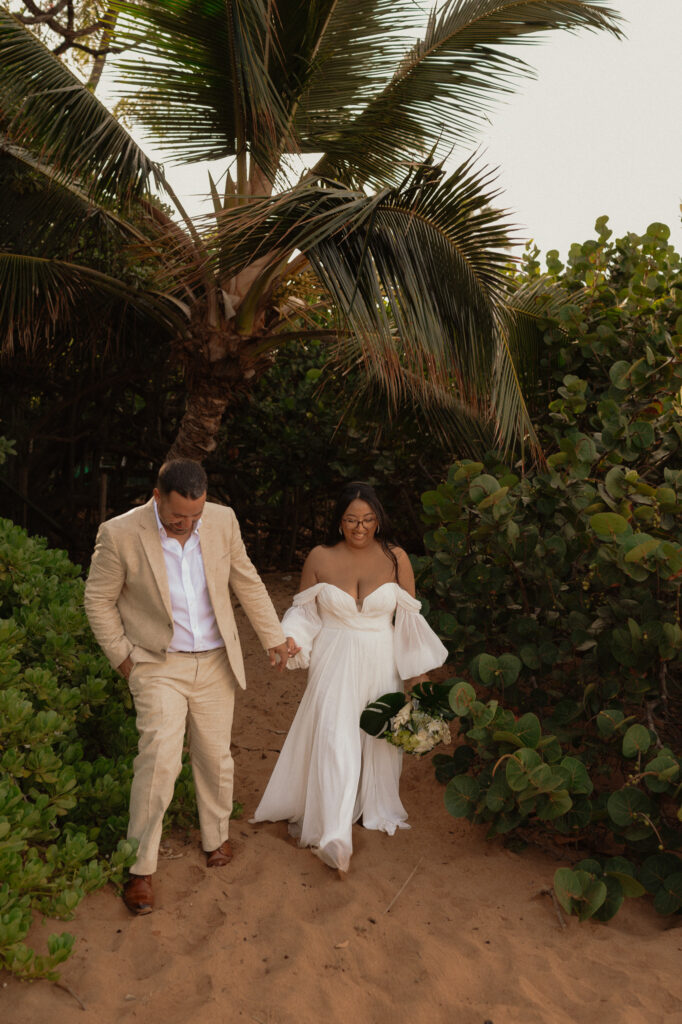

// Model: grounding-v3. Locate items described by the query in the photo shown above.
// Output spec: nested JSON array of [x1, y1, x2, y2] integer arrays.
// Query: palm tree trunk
[[165, 374, 236, 462], [166, 325, 272, 462]]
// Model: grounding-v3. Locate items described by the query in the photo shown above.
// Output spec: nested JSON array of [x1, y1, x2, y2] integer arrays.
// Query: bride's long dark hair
[[325, 481, 399, 579]]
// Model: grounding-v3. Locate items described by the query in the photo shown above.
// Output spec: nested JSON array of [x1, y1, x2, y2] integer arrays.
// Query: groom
[[84, 458, 292, 915]]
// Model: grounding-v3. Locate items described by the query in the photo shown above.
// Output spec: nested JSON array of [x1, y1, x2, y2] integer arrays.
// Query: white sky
[[475, 0, 682, 261], [152, 0, 682, 265]]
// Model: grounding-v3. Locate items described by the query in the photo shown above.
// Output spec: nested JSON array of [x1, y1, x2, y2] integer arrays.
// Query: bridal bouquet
[[360, 682, 453, 757]]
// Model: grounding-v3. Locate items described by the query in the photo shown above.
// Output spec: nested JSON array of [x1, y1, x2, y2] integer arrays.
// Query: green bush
[[416, 220, 682, 922], [0, 519, 200, 977]]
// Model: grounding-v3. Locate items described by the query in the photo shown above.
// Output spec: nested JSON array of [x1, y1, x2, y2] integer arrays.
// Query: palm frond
[[334, 359, 500, 457], [276, 0, 421, 152], [110, 0, 290, 178], [211, 154, 539, 452], [0, 252, 186, 355], [0, 7, 161, 202], [0, 135, 157, 254], [315, 0, 624, 185]]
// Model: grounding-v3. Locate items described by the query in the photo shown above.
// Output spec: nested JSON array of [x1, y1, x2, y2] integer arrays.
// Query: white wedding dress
[[251, 582, 448, 871]]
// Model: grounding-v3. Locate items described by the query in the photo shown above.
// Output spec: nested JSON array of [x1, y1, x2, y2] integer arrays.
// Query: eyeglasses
[[342, 515, 377, 528]]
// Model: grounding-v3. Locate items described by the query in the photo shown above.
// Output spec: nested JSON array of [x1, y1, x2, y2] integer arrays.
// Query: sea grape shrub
[[441, 678, 681, 922], [416, 220, 682, 921], [0, 519, 199, 977]]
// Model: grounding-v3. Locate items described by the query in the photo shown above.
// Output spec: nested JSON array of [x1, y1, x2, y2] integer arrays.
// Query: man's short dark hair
[[156, 459, 207, 499]]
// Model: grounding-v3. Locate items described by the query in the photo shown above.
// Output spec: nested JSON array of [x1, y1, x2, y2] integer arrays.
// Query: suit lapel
[[138, 498, 174, 620], [197, 503, 220, 606]]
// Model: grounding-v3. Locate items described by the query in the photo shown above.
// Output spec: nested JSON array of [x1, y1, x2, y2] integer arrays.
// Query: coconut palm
[[0, 0, 623, 460]]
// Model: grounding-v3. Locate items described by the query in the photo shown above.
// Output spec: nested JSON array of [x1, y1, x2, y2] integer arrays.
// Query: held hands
[[268, 636, 301, 672]]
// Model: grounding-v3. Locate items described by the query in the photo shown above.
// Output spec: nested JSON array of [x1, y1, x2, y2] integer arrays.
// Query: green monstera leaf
[[359, 692, 406, 737]]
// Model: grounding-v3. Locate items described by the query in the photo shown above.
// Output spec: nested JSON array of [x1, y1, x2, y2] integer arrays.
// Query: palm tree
[[0, 0, 623, 461]]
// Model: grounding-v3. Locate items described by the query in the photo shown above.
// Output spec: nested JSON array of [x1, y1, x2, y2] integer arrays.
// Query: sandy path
[[3, 574, 681, 1024]]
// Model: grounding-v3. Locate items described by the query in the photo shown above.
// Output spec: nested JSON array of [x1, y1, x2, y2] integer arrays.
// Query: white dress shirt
[[153, 500, 224, 653]]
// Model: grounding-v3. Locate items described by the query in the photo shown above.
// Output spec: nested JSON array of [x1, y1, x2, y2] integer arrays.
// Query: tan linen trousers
[[127, 648, 236, 875]]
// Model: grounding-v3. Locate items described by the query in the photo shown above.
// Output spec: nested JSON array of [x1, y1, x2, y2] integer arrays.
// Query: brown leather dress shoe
[[206, 839, 233, 867], [123, 874, 153, 915]]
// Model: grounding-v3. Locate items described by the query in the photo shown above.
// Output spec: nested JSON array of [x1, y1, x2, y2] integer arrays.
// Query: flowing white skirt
[[252, 582, 447, 871]]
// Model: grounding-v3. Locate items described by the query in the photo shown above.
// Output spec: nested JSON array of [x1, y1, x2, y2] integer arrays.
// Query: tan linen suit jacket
[[84, 497, 285, 688]]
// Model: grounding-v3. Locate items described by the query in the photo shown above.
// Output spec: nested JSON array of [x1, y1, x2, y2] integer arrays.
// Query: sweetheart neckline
[[319, 580, 396, 611]]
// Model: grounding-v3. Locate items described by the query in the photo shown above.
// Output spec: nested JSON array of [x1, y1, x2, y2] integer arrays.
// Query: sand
[[3, 574, 681, 1024]]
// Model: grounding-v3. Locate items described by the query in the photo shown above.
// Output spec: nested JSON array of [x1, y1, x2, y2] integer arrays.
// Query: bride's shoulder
[[389, 544, 410, 567], [389, 545, 416, 594], [299, 544, 334, 590], [302, 545, 332, 571]]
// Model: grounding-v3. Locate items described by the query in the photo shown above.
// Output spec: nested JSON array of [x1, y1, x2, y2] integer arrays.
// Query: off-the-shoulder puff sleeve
[[394, 589, 449, 680], [281, 585, 323, 670]]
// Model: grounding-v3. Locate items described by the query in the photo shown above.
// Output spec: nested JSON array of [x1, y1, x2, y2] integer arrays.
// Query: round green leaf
[[553, 795, 592, 833], [478, 485, 509, 510], [593, 875, 625, 922], [605, 467, 626, 498], [575, 874, 608, 921], [448, 681, 476, 716], [644, 755, 680, 792], [610, 872, 645, 895], [452, 462, 484, 481], [653, 873, 682, 915], [492, 730, 524, 749], [438, 611, 457, 637], [623, 535, 659, 563], [485, 772, 513, 813], [551, 700, 582, 726], [528, 764, 562, 793], [607, 788, 652, 827], [519, 644, 541, 670], [558, 756, 593, 795], [640, 854, 682, 894], [553, 868, 607, 920], [538, 641, 559, 666], [553, 868, 581, 914], [622, 724, 652, 758], [609, 361, 631, 389], [590, 512, 630, 537], [497, 654, 522, 685], [515, 713, 541, 749], [491, 810, 522, 835], [505, 748, 541, 792], [575, 858, 602, 876], [537, 789, 573, 821], [444, 776, 480, 819], [474, 653, 497, 686], [469, 474, 501, 503], [471, 700, 496, 728]]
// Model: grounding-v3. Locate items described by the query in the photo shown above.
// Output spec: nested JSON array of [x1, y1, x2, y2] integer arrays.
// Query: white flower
[[366, 692, 452, 756], [390, 700, 413, 731], [412, 728, 435, 755], [427, 719, 451, 745]]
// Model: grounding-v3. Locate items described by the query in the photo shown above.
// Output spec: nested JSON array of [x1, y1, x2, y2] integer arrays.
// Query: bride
[[251, 482, 448, 872]]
